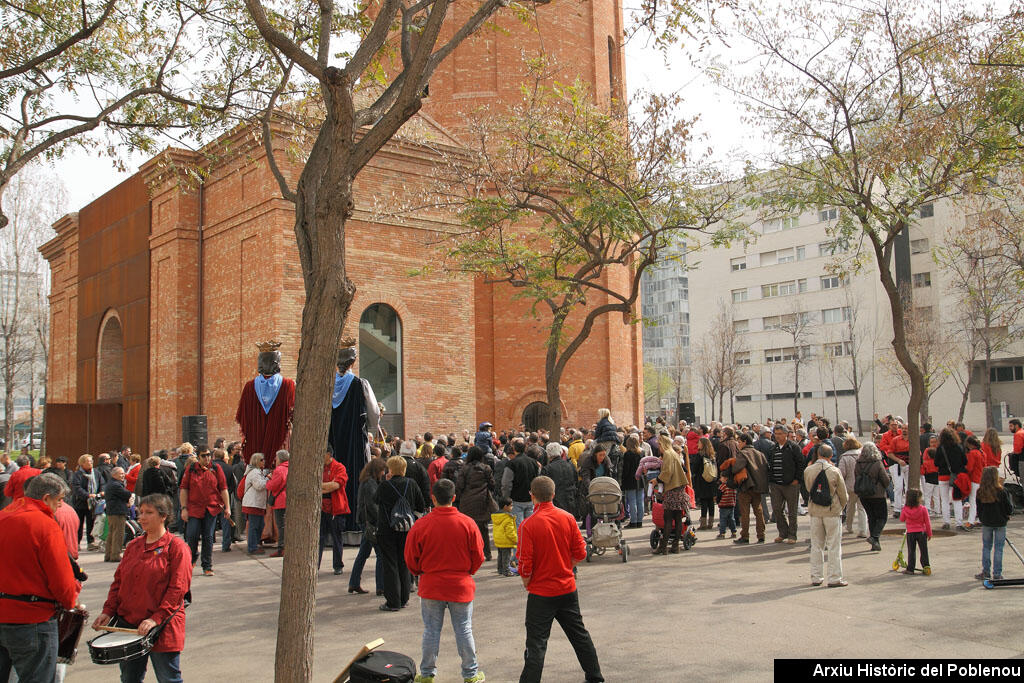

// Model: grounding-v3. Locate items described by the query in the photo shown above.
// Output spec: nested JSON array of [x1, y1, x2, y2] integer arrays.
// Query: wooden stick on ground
[[332, 638, 384, 683]]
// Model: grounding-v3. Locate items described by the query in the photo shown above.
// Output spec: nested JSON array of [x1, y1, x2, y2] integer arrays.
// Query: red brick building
[[41, 0, 643, 457]]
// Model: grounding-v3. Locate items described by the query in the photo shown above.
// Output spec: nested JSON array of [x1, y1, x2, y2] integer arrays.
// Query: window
[[781, 216, 800, 230], [919, 203, 934, 218], [817, 240, 849, 257], [912, 272, 932, 288], [778, 281, 797, 296], [914, 306, 933, 321], [822, 307, 851, 324], [990, 366, 1024, 382], [762, 283, 779, 298], [776, 248, 795, 264], [798, 278, 808, 293], [730, 257, 747, 272], [796, 246, 806, 261], [820, 274, 843, 289], [735, 352, 751, 366], [766, 347, 800, 363], [762, 219, 781, 234], [359, 303, 403, 422], [825, 341, 854, 357], [733, 319, 749, 333], [732, 288, 748, 303], [819, 208, 838, 222], [765, 348, 784, 363], [911, 238, 930, 255], [764, 313, 797, 330]]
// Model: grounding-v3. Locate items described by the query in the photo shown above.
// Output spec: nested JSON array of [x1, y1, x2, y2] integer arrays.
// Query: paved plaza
[[68, 519, 1024, 682]]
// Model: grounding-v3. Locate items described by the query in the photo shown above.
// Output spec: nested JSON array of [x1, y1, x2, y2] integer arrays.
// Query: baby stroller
[[585, 476, 629, 563], [649, 494, 697, 552]]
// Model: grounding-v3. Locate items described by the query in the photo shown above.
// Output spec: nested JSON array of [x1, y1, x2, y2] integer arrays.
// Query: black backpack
[[349, 650, 416, 683], [809, 466, 833, 506], [853, 466, 875, 499], [388, 481, 416, 532]]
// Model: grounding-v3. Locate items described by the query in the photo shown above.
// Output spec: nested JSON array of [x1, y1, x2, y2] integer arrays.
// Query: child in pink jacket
[[899, 489, 932, 574]]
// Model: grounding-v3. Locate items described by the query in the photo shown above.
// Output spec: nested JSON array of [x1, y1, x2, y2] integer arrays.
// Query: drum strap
[[0, 592, 59, 606]]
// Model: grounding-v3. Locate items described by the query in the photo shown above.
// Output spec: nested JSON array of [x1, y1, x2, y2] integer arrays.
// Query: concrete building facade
[[671, 197, 1024, 431]]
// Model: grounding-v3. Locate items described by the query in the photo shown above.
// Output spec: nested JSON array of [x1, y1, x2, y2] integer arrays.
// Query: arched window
[[97, 312, 124, 400], [359, 304, 403, 435]]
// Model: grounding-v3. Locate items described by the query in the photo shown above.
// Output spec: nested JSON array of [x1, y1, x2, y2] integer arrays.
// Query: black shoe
[[348, 586, 368, 594], [379, 604, 400, 612], [400, 603, 408, 609], [333, 568, 344, 575], [376, 590, 385, 596], [222, 547, 232, 552], [733, 538, 750, 544], [756, 538, 765, 544]]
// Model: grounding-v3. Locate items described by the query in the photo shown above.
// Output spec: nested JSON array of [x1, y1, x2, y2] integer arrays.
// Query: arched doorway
[[359, 304, 403, 437], [522, 401, 550, 432], [97, 313, 124, 400]]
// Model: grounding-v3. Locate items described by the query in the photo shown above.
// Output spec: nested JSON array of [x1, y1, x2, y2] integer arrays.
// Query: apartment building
[[671, 197, 1024, 431], [640, 248, 691, 414]]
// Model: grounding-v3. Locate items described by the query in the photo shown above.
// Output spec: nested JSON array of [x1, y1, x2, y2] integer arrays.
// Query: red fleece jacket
[[517, 501, 586, 597], [404, 506, 484, 602]]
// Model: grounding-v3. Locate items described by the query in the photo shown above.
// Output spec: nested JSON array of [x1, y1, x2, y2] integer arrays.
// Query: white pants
[[889, 463, 905, 512], [922, 482, 939, 514], [967, 482, 981, 525], [937, 480, 964, 526], [809, 515, 844, 584], [843, 493, 867, 535]]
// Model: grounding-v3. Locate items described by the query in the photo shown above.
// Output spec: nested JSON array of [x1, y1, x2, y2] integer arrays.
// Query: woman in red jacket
[[981, 429, 1002, 469], [92, 493, 192, 683], [964, 435, 986, 529]]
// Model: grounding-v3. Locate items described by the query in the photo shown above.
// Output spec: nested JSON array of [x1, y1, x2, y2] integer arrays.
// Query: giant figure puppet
[[235, 340, 296, 469], [329, 339, 380, 525]]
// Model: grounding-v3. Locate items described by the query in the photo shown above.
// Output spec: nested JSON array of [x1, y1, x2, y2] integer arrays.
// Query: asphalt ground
[[66, 514, 1024, 682]]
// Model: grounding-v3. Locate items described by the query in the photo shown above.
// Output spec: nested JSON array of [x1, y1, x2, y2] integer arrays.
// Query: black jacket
[[934, 444, 966, 477], [70, 468, 99, 508], [401, 456, 431, 505], [139, 466, 172, 497], [212, 460, 236, 495], [104, 479, 132, 516], [356, 478, 380, 528], [767, 440, 804, 486], [542, 457, 578, 514], [977, 489, 1013, 527], [689, 452, 717, 500], [578, 453, 616, 491], [505, 455, 540, 503], [374, 475, 426, 536], [854, 455, 890, 499], [594, 418, 622, 445]]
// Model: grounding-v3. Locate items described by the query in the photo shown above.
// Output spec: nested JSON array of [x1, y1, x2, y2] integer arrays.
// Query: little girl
[[975, 466, 1013, 581], [899, 489, 932, 575], [715, 476, 737, 539]]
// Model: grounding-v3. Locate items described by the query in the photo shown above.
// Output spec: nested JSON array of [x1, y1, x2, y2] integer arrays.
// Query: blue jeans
[[247, 512, 266, 553], [623, 489, 644, 524], [0, 617, 57, 683], [348, 532, 381, 592], [419, 599, 478, 679], [186, 512, 217, 571], [119, 650, 182, 683], [219, 512, 233, 551], [512, 501, 534, 527], [318, 512, 346, 572], [718, 507, 736, 533], [982, 525, 1007, 577]]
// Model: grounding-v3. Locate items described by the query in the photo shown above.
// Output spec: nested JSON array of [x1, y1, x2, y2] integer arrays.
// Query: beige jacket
[[803, 459, 849, 517]]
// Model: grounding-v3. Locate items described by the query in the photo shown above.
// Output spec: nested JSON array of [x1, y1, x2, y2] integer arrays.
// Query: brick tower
[[423, 0, 643, 431]]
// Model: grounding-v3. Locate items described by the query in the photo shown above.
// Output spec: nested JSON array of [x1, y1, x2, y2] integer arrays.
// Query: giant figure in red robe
[[235, 341, 295, 469]]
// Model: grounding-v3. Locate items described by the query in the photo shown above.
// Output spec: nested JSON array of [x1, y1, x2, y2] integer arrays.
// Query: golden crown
[[339, 336, 357, 348], [255, 340, 283, 353]]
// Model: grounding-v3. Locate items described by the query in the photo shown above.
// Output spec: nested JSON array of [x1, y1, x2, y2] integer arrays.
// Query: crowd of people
[[0, 407, 1020, 682]]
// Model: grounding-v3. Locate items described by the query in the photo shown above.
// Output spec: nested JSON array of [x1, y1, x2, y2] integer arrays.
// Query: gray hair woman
[[854, 441, 891, 551], [241, 453, 269, 555]]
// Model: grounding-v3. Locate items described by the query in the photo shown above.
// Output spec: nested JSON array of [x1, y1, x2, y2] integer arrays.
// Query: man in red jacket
[[405, 478, 485, 683], [0, 473, 81, 682], [180, 448, 229, 576], [517, 476, 603, 683], [319, 446, 350, 575]]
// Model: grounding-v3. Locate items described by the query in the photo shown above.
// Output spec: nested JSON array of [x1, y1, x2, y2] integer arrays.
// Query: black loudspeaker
[[181, 415, 208, 448], [678, 403, 696, 423]]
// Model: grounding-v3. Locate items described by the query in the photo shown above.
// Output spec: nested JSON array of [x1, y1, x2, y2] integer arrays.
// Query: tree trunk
[[851, 353, 863, 433], [957, 381, 969, 423], [274, 106, 357, 683], [729, 391, 735, 423], [872, 235, 925, 491], [919, 396, 929, 426], [983, 346, 994, 429], [718, 392, 724, 424], [793, 362, 800, 416]]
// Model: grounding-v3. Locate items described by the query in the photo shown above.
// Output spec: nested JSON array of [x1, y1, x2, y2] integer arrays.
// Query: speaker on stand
[[181, 415, 208, 448]]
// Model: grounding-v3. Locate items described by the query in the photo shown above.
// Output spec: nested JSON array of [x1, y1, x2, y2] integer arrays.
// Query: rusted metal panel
[[45, 403, 123, 469]]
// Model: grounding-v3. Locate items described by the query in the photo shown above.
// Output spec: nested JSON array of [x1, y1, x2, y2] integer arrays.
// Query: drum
[[57, 607, 88, 664], [88, 629, 155, 665]]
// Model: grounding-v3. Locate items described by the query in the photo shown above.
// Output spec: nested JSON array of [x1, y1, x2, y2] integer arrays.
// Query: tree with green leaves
[[424, 79, 739, 434], [732, 0, 1014, 489], [0, 0, 263, 230]]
